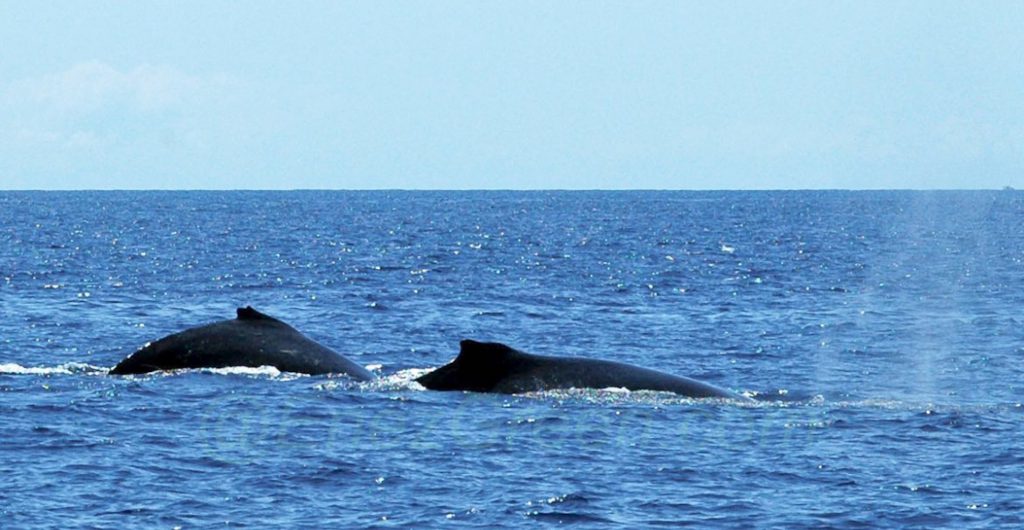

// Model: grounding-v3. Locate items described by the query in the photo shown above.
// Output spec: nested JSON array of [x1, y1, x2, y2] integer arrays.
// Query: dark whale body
[[110, 307, 373, 379], [416, 340, 749, 400]]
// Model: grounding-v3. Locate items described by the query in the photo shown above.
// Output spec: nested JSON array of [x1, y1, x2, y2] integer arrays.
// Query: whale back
[[110, 306, 373, 379], [416, 340, 525, 391], [416, 340, 750, 399]]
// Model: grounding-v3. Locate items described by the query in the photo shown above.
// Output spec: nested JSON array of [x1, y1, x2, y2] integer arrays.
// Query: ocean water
[[1, 190, 1022, 528]]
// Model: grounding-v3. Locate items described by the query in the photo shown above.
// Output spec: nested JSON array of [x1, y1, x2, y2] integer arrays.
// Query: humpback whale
[[110, 306, 373, 379], [416, 340, 748, 400]]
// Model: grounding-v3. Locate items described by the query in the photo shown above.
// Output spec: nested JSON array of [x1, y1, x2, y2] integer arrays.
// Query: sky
[[1, 1, 1022, 190]]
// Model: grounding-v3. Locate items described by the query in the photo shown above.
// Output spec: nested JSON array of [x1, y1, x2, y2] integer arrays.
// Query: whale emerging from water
[[110, 306, 373, 379], [416, 340, 749, 400]]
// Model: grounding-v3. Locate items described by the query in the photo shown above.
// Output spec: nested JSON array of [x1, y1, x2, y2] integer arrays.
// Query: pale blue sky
[[1, 1, 1021, 190]]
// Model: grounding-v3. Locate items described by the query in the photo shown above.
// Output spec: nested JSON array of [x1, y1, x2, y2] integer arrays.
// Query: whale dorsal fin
[[236, 306, 282, 323], [415, 339, 520, 391], [456, 339, 518, 364]]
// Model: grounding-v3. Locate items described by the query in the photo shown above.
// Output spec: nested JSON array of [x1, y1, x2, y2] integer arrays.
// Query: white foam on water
[[199, 365, 286, 378], [370, 367, 433, 391], [111, 365, 309, 380], [0, 362, 108, 375], [315, 367, 433, 392]]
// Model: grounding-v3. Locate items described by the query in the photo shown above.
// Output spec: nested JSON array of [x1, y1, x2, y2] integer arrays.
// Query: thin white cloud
[[0, 61, 244, 156], [4, 61, 221, 112]]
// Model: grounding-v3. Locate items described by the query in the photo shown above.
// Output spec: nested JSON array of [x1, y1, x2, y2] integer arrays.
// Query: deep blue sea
[[1, 190, 1022, 528]]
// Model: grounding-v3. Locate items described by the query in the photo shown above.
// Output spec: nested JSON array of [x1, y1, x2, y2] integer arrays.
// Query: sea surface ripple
[[1, 190, 1022, 528]]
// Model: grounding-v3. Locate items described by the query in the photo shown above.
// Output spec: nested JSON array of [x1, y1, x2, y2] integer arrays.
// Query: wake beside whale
[[417, 339, 749, 400], [110, 306, 373, 380]]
